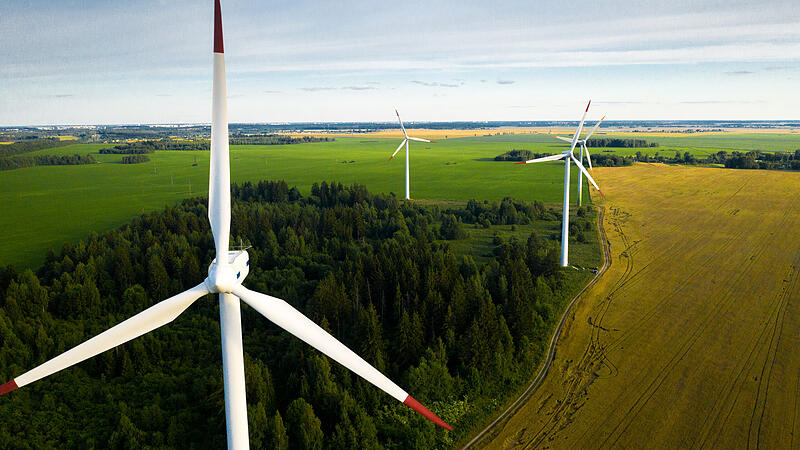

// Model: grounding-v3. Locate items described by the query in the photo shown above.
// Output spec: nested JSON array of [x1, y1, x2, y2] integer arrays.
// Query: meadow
[[481, 164, 800, 449], [0, 137, 590, 268], [1, 131, 796, 269]]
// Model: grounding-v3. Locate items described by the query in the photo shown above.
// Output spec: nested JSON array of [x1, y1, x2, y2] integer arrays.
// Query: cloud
[[301, 86, 337, 92], [497, 80, 515, 85], [156, 94, 173, 97], [411, 80, 462, 88], [725, 70, 754, 75], [594, 101, 643, 104], [301, 85, 376, 92], [46, 94, 73, 98], [263, 90, 281, 94], [680, 100, 765, 104], [341, 85, 377, 90]]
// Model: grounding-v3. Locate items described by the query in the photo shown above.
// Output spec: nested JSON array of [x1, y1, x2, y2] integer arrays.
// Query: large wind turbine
[[389, 109, 433, 200], [550, 113, 606, 206], [515, 100, 605, 267], [0, 2, 452, 448]]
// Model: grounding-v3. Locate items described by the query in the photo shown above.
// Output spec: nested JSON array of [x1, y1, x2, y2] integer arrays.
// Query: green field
[[2, 131, 797, 269], [0, 137, 593, 268]]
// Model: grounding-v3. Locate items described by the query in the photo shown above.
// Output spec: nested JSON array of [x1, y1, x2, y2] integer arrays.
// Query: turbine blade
[[584, 143, 593, 170], [395, 109, 408, 138], [514, 153, 567, 165], [209, 0, 231, 260], [389, 139, 407, 160], [0, 282, 211, 394], [584, 115, 605, 141], [407, 137, 432, 143], [231, 285, 452, 431], [571, 155, 605, 198], [570, 100, 591, 155], [551, 135, 572, 143]]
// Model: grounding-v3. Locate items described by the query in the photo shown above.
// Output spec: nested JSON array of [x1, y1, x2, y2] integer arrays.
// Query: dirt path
[[474, 164, 800, 449]]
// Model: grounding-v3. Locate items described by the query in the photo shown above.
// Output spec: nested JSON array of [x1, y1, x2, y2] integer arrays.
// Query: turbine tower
[[389, 109, 433, 200], [550, 114, 606, 206], [515, 100, 605, 267], [0, 2, 452, 448]]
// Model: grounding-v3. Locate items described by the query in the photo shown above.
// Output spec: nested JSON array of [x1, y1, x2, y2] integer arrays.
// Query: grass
[[0, 138, 593, 268], [483, 164, 800, 449], [1, 131, 796, 269]]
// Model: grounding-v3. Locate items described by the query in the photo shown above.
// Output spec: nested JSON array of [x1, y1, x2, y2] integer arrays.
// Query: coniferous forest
[[0, 181, 597, 449]]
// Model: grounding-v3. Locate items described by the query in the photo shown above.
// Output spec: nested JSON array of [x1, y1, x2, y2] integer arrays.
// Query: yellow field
[[481, 164, 800, 449]]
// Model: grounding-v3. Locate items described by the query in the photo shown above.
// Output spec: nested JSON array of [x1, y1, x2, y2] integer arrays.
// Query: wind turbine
[[515, 100, 605, 267], [550, 113, 605, 206], [0, 2, 452, 448], [388, 109, 433, 200]]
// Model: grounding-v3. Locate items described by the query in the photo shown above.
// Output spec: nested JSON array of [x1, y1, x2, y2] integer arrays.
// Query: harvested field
[[479, 164, 800, 449]]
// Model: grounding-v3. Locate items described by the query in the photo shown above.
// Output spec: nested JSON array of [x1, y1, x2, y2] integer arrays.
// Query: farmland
[[480, 163, 800, 448], [0, 136, 588, 268], [2, 131, 798, 269]]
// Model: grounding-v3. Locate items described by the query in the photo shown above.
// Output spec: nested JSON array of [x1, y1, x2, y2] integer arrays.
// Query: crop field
[[481, 164, 800, 449]]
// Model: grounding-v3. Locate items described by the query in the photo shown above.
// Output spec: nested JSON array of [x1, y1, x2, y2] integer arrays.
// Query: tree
[[285, 398, 324, 450]]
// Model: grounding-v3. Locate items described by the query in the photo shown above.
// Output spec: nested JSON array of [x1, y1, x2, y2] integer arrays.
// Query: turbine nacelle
[[207, 250, 250, 293]]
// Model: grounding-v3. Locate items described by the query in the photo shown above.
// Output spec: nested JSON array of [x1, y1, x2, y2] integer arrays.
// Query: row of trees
[[628, 149, 800, 170], [586, 138, 657, 148], [120, 155, 151, 164], [0, 180, 579, 448], [0, 153, 96, 171], [0, 138, 75, 158], [229, 135, 333, 145]]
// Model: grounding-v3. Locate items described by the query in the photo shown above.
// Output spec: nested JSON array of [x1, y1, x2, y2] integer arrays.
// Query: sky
[[1, 0, 799, 125]]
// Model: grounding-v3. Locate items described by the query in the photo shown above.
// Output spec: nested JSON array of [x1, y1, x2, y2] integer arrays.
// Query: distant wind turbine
[[515, 100, 605, 267], [550, 113, 606, 206], [0, 2, 452, 448], [389, 109, 434, 200]]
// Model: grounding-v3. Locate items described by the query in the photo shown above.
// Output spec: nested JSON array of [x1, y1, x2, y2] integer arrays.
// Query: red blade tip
[[214, 0, 224, 53], [514, 161, 527, 165], [403, 395, 453, 431], [586, 100, 591, 111], [429, 140, 437, 143], [598, 189, 606, 199], [0, 380, 18, 396]]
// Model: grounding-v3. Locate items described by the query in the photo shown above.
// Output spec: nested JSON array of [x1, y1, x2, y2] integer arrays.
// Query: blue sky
[[1, 0, 799, 125]]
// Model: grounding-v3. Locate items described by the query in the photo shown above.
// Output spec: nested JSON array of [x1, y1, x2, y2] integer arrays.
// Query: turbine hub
[[207, 262, 239, 293]]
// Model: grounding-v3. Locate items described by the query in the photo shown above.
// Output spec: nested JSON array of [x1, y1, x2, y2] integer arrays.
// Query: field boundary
[[462, 205, 612, 449]]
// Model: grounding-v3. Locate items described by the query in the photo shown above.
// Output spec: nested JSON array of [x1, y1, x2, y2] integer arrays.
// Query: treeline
[[0, 139, 76, 158], [0, 154, 96, 171], [101, 139, 208, 153], [586, 138, 656, 148], [494, 149, 548, 161], [99, 148, 153, 155], [629, 149, 800, 170], [121, 155, 150, 164], [590, 154, 634, 167], [722, 150, 800, 170], [0, 181, 583, 448], [229, 135, 333, 145]]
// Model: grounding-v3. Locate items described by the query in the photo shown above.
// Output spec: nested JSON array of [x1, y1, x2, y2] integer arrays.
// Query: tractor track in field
[[600, 183, 798, 449], [520, 172, 760, 448], [461, 206, 611, 450]]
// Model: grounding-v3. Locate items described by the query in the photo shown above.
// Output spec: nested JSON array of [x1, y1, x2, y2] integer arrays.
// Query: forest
[[586, 138, 657, 148], [0, 139, 75, 158], [0, 154, 96, 171], [0, 181, 594, 449], [120, 155, 151, 164]]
